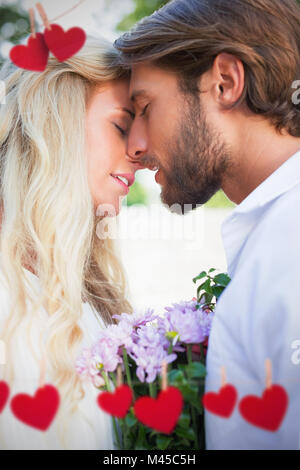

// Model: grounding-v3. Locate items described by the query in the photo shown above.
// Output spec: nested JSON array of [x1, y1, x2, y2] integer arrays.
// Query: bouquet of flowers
[[76, 269, 230, 450]]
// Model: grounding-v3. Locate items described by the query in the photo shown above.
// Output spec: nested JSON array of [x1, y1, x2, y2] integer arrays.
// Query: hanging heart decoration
[[9, 33, 49, 72], [9, 4, 87, 72], [202, 383, 238, 418], [239, 384, 288, 432], [0, 381, 10, 413], [43, 24, 86, 62], [10, 384, 60, 431], [133, 386, 183, 434], [97, 384, 133, 419]]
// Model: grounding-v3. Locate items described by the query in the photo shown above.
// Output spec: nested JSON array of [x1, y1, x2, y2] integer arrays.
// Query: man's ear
[[211, 52, 245, 107]]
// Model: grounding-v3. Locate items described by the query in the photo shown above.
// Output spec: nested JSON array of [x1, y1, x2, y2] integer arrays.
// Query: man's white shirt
[[205, 148, 300, 450]]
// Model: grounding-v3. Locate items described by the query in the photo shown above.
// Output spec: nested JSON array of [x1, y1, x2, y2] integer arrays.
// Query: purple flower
[[198, 309, 215, 338], [164, 298, 202, 313], [76, 300, 215, 388], [131, 324, 169, 349], [75, 347, 105, 386], [127, 324, 177, 383], [158, 299, 214, 344], [104, 322, 134, 350], [129, 344, 177, 384], [112, 308, 159, 329], [91, 333, 123, 373]]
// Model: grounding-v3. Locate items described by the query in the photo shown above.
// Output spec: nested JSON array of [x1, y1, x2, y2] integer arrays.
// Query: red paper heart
[[44, 24, 86, 62], [10, 33, 49, 72], [133, 386, 183, 434], [239, 384, 288, 432], [202, 384, 237, 418], [10, 384, 60, 431], [97, 384, 133, 418], [0, 381, 10, 413]]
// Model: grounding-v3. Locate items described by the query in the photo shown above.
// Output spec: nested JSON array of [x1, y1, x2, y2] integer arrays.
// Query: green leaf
[[200, 279, 213, 294], [179, 384, 203, 412], [177, 412, 191, 429], [204, 293, 214, 304], [175, 427, 196, 441], [213, 273, 231, 287], [211, 285, 224, 298], [208, 268, 216, 273], [196, 280, 208, 292], [124, 430, 136, 449], [192, 271, 207, 284], [134, 425, 148, 450], [186, 362, 207, 379], [168, 369, 185, 384], [124, 411, 137, 428], [156, 435, 173, 450], [197, 283, 211, 299], [176, 438, 191, 448]]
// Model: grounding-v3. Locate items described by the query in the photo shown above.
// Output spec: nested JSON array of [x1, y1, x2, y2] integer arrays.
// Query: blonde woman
[[0, 36, 145, 450]]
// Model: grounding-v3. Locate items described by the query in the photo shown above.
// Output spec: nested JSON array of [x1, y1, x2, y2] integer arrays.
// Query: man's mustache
[[129, 155, 159, 170]]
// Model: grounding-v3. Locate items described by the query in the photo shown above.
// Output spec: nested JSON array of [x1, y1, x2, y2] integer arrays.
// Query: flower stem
[[199, 343, 205, 364], [191, 404, 199, 449], [167, 343, 173, 373], [102, 370, 112, 392], [122, 347, 135, 400], [108, 372, 117, 387], [149, 382, 155, 398], [186, 345, 199, 448], [102, 371, 122, 450], [187, 344, 193, 365]]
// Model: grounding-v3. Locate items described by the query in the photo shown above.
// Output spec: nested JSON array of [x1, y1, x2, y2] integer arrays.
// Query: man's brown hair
[[115, 0, 300, 137]]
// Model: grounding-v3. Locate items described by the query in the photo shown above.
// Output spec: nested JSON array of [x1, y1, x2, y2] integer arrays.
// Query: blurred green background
[[0, 1, 29, 68], [117, 0, 169, 31]]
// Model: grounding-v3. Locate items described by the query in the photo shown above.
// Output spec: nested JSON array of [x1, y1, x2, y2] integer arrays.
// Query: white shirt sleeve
[[205, 197, 300, 450]]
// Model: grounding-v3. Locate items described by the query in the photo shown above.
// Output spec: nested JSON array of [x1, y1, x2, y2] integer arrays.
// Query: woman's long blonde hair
[[0, 36, 133, 443]]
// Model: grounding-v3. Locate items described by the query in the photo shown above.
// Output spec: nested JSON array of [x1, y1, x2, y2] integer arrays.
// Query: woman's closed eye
[[114, 123, 128, 137]]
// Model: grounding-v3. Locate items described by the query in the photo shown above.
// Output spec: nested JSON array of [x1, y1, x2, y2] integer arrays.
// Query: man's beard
[[159, 93, 234, 215]]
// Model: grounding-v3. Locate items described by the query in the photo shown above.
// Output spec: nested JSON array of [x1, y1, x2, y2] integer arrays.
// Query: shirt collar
[[221, 148, 300, 277]]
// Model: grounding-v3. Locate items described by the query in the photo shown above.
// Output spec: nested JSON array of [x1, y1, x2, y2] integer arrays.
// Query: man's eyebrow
[[130, 90, 149, 103], [116, 107, 135, 119]]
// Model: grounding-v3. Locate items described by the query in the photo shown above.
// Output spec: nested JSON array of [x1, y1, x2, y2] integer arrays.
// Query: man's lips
[[155, 168, 162, 184]]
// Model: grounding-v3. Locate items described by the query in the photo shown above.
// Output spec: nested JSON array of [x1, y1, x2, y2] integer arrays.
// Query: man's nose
[[127, 126, 148, 163]]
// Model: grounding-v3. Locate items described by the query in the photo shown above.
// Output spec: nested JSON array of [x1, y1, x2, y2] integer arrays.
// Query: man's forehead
[[129, 63, 178, 99], [130, 64, 158, 96]]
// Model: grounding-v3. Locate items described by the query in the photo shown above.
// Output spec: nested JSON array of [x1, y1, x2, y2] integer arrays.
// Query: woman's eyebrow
[[116, 107, 135, 119]]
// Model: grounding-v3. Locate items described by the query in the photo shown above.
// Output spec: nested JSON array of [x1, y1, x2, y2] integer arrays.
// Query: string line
[[50, 0, 88, 22], [13, 0, 89, 39]]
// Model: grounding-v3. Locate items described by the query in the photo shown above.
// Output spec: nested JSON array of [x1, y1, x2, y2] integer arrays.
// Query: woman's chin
[[94, 198, 123, 217]]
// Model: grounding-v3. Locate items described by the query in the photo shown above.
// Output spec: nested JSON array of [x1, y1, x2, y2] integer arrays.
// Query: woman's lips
[[111, 175, 129, 194]]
